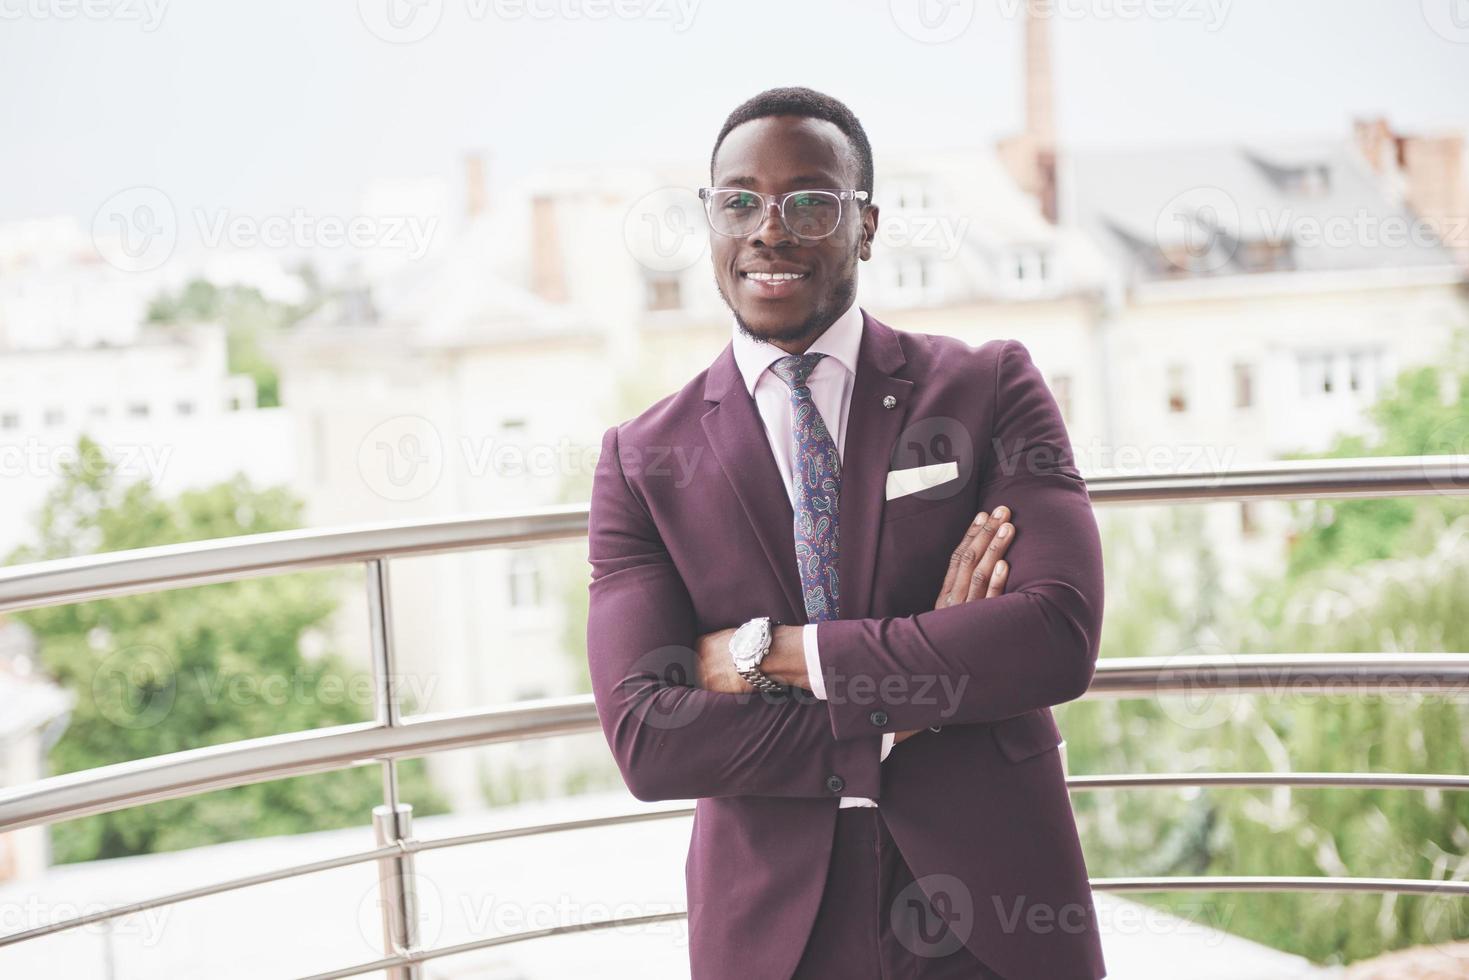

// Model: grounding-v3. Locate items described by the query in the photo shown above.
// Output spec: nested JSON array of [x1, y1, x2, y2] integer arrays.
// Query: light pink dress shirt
[[729, 300, 895, 807]]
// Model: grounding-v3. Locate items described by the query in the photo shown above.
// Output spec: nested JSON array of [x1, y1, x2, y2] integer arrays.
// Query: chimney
[[1400, 132, 1468, 270], [1025, 0, 1055, 151], [1353, 117, 1469, 270], [465, 152, 489, 219], [997, 0, 1058, 221], [530, 194, 567, 303], [1353, 117, 1397, 176]]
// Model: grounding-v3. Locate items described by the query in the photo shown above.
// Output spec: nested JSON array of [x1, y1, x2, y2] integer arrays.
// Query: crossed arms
[[585, 340, 1104, 802]]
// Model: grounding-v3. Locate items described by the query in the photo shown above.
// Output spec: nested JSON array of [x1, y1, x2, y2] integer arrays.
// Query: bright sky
[[2, 0, 1467, 229]]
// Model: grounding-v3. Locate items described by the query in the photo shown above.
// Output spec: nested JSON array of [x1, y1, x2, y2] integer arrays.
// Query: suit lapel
[[701, 376, 804, 624], [701, 310, 912, 625], [838, 311, 912, 621]]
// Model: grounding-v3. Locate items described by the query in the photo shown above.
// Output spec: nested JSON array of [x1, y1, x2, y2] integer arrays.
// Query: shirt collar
[[729, 300, 864, 396]]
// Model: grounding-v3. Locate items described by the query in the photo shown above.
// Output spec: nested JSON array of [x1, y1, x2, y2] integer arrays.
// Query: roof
[[1063, 139, 1461, 283]]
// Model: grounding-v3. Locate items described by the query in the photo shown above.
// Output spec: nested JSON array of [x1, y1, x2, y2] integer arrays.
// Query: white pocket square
[[885, 460, 958, 501]]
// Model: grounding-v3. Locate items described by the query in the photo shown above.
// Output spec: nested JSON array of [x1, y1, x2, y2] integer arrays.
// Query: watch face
[[730, 620, 763, 670]]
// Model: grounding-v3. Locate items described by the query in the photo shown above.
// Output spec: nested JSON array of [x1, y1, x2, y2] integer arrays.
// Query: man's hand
[[892, 504, 1015, 746], [694, 625, 753, 694], [693, 503, 1015, 710]]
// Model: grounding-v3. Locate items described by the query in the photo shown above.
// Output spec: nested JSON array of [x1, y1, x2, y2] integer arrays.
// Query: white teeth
[[746, 272, 806, 282]]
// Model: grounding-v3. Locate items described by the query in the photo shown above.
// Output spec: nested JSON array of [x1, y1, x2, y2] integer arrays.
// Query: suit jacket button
[[825, 774, 845, 794], [869, 710, 889, 727]]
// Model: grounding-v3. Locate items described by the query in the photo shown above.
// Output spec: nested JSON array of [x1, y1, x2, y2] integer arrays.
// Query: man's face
[[708, 115, 878, 348]]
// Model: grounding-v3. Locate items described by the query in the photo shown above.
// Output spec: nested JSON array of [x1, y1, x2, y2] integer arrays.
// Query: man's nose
[[749, 199, 795, 247]]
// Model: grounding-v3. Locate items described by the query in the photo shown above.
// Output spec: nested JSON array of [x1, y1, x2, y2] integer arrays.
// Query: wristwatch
[[729, 616, 785, 693]]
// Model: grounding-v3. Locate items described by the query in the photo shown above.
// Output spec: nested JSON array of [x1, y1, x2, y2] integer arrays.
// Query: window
[[1233, 362, 1255, 410], [1166, 364, 1189, 414], [43, 407, 64, 427], [176, 400, 195, 416], [1050, 374, 1073, 421], [1348, 351, 1369, 393], [1, 412, 18, 430], [508, 552, 542, 609], [645, 274, 681, 312], [127, 402, 150, 418], [891, 179, 929, 210], [1297, 352, 1333, 398], [895, 257, 930, 293], [1240, 501, 1259, 536]]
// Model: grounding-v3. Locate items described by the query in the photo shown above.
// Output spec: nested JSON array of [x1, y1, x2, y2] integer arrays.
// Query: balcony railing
[[1, 455, 1467, 978]]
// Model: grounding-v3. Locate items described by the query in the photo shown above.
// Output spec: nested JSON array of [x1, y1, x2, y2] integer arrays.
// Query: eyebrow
[[721, 174, 842, 189]]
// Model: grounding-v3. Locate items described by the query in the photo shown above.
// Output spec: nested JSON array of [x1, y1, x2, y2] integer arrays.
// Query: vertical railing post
[[366, 558, 422, 979], [372, 802, 421, 979]]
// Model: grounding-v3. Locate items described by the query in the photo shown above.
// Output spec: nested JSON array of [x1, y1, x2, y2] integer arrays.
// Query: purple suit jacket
[[586, 311, 1107, 980]]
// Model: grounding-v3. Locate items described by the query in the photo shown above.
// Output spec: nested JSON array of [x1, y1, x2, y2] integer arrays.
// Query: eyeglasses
[[697, 187, 870, 241]]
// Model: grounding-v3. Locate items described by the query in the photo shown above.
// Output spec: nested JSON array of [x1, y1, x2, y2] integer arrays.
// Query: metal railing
[[0, 455, 1466, 978]]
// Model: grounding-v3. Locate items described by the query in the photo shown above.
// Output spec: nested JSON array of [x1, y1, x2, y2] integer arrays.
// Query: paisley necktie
[[769, 352, 841, 623]]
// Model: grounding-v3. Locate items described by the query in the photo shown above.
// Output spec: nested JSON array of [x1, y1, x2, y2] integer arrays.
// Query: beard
[[722, 275, 857, 349]]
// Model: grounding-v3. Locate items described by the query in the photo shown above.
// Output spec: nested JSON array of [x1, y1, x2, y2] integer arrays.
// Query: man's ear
[[859, 204, 879, 261]]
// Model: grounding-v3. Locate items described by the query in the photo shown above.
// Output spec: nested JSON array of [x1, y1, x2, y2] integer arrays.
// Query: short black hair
[[710, 86, 874, 197]]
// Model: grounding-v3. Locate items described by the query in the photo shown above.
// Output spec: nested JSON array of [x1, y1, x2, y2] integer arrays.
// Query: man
[[587, 87, 1106, 980]]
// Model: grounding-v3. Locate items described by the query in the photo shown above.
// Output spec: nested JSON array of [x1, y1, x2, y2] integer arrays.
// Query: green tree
[[1284, 328, 1469, 577], [1062, 327, 1469, 967], [147, 274, 322, 409], [6, 436, 446, 862]]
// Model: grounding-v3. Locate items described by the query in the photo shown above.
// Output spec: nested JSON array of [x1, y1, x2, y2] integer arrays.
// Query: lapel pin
[[882, 395, 897, 410]]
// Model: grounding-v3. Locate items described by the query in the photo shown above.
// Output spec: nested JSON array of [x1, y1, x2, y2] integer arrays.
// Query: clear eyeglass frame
[[696, 186, 871, 241]]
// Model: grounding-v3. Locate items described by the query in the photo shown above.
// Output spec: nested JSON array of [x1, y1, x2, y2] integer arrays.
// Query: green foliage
[[146, 276, 321, 408], [1284, 335, 1469, 578], [1060, 328, 1469, 967], [6, 435, 447, 863]]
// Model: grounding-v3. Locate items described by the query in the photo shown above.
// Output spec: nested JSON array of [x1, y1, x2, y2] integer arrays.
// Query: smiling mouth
[[740, 270, 810, 298]]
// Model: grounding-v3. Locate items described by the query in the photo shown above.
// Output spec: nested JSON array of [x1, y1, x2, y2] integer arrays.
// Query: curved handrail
[[292, 874, 1469, 980], [1, 456, 1464, 613], [3, 654, 1468, 834], [1, 454, 1467, 971]]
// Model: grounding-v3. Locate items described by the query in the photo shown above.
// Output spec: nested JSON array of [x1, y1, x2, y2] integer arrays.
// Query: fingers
[[985, 559, 1009, 598], [935, 510, 993, 608], [963, 517, 1014, 602], [937, 505, 1012, 608]]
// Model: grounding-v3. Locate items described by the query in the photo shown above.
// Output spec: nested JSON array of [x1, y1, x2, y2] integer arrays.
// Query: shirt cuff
[[802, 623, 826, 700], [880, 731, 895, 762]]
